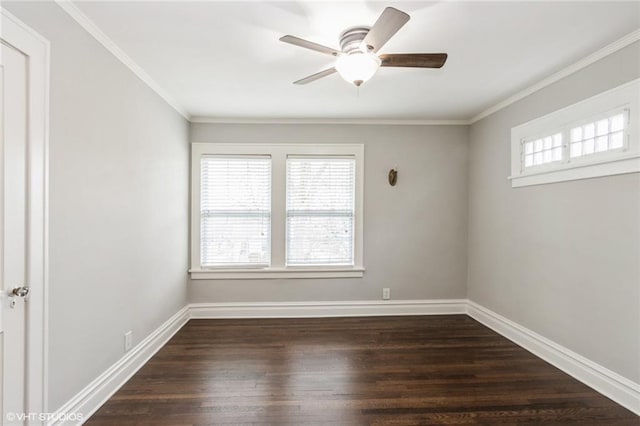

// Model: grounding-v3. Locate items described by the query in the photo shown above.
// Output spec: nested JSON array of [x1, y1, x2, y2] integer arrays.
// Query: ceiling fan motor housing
[[339, 26, 371, 54], [281, 7, 447, 86]]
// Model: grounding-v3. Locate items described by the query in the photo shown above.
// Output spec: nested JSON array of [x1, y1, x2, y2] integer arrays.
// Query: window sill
[[189, 268, 365, 280], [509, 154, 640, 187]]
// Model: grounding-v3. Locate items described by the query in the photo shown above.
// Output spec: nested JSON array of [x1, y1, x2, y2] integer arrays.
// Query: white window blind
[[286, 157, 355, 266], [200, 156, 271, 267]]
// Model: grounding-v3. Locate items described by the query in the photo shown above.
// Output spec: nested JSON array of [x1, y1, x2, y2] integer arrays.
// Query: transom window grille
[[569, 112, 627, 158], [523, 133, 562, 168]]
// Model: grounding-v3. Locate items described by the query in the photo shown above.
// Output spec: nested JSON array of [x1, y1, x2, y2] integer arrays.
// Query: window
[[568, 111, 627, 158], [200, 156, 271, 267], [520, 109, 628, 171], [510, 79, 639, 187], [523, 133, 563, 168], [190, 144, 364, 279], [286, 157, 355, 266]]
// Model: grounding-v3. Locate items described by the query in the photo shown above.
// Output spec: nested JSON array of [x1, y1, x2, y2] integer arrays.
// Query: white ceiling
[[73, 1, 640, 120]]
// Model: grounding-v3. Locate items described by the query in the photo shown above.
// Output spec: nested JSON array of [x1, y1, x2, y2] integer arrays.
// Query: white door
[[0, 40, 29, 424]]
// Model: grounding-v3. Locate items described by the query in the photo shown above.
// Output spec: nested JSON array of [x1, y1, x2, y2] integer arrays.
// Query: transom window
[[520, 108, 629, 172], [510, 79, 638, 187], [190, 143, 364, 279]]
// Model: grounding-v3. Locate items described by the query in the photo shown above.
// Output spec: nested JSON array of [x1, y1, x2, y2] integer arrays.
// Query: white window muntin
[[567, 108, 629, 160], [521, 132, 563, 170]]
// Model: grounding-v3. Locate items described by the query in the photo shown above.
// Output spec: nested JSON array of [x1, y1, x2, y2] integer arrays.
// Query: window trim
[[190, 143, 365, 279], [510, 79, 639, 187]]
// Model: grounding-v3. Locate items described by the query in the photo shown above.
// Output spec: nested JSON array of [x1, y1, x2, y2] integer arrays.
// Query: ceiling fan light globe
[[335, 52, 381, 86]]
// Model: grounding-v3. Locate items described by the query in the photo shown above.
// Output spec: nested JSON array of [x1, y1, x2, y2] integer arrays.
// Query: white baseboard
[[49, 299, 463, 425], [49, 306, 190, 426], [49, 299, 639, 425], [467, 300, 640, 416], [188, 299, 468, 319]]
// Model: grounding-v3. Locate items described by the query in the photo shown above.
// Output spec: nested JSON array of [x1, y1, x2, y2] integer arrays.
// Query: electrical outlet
[[124, 331, 133, 352], [382, 288, 390, 300]]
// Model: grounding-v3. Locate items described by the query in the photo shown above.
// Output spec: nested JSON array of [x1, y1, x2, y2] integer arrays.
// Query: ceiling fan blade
[[280, 35, 341, 57], [379, 53, 448, 68], [293, 67, 337, 85], [361, 7, 410, 53]]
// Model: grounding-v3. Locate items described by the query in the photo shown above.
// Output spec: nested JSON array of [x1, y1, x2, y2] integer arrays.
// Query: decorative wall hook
[[388, 168, 398, 186]]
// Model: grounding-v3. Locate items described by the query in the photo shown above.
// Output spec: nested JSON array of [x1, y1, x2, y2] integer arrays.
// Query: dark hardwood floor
[[87, 316, 638, 425]]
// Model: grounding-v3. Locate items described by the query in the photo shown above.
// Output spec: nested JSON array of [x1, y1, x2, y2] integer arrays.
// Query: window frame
[[190, 143, 365, 279], [510, 79, 639, 187]]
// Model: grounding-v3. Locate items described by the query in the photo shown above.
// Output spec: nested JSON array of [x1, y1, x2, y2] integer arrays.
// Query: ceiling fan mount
[[339, 26, 372, 54], [279, 7, 448, 86]]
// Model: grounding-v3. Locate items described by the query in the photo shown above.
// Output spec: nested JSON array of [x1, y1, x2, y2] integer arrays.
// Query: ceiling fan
[[280, 7, 448, 87]]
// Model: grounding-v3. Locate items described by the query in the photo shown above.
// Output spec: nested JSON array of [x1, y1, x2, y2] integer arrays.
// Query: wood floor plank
[[87, 316, 638, 425]]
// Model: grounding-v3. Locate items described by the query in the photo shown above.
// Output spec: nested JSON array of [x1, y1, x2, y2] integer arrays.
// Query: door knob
[[10, 286, 30, 298]]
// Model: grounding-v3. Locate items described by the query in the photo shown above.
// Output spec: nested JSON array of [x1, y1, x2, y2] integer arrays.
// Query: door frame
[[1, 8, 50, 415]]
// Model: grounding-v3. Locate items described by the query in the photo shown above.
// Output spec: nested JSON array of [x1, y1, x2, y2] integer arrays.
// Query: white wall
[[4, 1, 190, 411], [189, 123, 469, 302], [467, 42, 640, 382]]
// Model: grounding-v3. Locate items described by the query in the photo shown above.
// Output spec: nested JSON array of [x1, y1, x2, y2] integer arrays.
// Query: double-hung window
[[510, 79, 639, 187], [200, 156, 271, 267], [191, 144, 364, 279], [286, 157, 356, 266]]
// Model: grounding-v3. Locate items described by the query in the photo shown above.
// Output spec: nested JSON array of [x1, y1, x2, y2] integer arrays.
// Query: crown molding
[[469, 29, 640, 124], [188, 30, 640, 126], [52, 2, 639, 127], [54, 0, 190, 120], [189, 117, 471, 125]]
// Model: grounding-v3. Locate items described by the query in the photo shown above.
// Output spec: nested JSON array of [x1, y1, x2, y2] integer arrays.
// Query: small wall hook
[[388, 168, 398, 186]]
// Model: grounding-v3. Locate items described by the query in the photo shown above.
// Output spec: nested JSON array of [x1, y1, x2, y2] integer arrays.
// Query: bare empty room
[[1, 0, 639, 425]]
